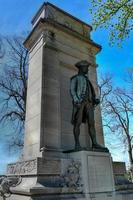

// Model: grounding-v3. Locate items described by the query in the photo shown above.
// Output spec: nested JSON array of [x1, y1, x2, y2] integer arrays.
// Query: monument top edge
[[31, 1, 92, 30], [23, 18, 102, 52]]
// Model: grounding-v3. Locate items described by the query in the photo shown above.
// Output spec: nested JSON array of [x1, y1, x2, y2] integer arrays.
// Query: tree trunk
[[128, 141, 133, 167]]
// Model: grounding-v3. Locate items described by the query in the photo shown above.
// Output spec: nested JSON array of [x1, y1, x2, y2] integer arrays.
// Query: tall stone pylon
[[23, 2, 104, 160]]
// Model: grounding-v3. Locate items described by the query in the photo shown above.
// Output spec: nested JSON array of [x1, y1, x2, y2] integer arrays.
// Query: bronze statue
[[70, 60, 107, 151]]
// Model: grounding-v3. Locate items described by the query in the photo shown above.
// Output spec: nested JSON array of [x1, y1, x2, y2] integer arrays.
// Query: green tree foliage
[[90, 0, 133, 45]]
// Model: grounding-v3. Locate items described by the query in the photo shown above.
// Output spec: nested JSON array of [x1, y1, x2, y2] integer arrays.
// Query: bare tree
[[99, 74, 133, 167], [0, 36, 28, 148], [98, 73, 113, 103]]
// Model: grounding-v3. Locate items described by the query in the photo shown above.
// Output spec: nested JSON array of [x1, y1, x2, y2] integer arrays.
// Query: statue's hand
[[94, 98, 100, 105]]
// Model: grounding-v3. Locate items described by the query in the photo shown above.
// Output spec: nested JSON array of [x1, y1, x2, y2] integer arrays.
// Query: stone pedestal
[[68, 151, 115, 193], [68, 151, 115, 200], [7, 155, 84, 200], [7, 151, 133, 200], [7, 151, 115, 200]]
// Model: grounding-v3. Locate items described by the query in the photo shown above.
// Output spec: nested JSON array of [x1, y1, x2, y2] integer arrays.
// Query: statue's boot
[[92, 142, 109, 152], [75, 143, 82, 151], [92, 142, 104, 149], [91, 134, 109, 152]]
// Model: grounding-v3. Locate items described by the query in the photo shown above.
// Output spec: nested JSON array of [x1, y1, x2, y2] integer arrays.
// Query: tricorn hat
[[75, 60, 91, 68]]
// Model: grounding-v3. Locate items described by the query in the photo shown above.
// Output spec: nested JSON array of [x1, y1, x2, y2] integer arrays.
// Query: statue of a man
[[70, 60, 105, 151]]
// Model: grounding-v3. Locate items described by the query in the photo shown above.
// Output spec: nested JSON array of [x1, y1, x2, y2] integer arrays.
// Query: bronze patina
[[70, 60, 107, 151]]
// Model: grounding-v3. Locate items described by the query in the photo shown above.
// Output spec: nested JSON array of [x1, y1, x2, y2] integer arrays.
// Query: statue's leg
[[73, 123, 81, 150], [86, 104, 106, 150], [86, 105, 97, 146], [73, 104, 84, 150]]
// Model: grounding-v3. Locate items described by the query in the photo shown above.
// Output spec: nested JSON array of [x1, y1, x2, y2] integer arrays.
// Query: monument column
[[24, 30, 62, 159], [23, 2, 105, 160]]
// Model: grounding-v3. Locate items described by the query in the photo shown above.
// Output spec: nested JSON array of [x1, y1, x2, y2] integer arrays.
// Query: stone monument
[[2, 2, 133, 200]]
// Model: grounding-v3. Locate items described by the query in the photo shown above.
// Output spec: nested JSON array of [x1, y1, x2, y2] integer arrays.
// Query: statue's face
[[80, 65, 89, 74]]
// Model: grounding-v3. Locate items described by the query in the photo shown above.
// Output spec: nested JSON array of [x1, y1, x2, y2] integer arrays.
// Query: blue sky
[[0, 0, 132, 173], [0, 0, 132, 81]]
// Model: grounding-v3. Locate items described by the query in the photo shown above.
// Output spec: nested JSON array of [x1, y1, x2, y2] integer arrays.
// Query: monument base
[[7, 155, 83, 200], [5, 151, 133, 200]]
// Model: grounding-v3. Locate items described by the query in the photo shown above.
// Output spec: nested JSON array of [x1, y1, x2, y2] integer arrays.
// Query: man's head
[[75, 60, 91, 74]]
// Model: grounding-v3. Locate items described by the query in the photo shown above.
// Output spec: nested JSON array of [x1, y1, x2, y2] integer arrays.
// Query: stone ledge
[[7, 157, 61, 176]]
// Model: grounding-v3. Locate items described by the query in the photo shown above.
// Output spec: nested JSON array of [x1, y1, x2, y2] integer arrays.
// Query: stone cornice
[[31, 1, 92, 31], [24, 18, 102, 54]]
